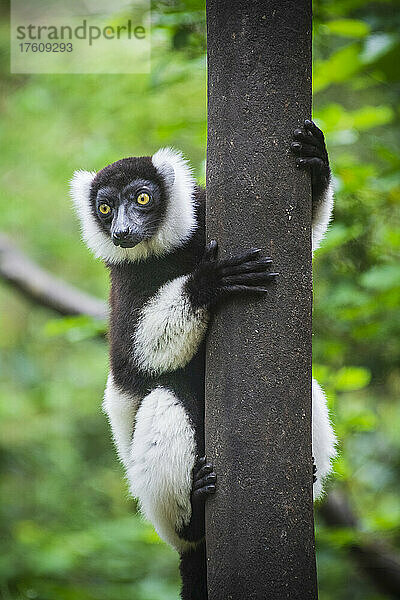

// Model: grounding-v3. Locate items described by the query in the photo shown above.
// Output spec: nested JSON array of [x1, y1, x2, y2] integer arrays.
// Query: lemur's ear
[[152, 147, 193, 196], [151, 148, 197, 251]]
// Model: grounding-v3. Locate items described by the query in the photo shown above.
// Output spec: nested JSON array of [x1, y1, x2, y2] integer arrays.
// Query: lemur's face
[[71, 148, 196, 263], [90, 157, 168, 249]]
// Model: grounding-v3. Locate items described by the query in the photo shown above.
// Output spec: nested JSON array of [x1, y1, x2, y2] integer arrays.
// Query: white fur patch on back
[[127, 386, 196, 553], [133, 275, 209, 375], [70, 148, 197, 263], [103, 372, 140, 468], [312, 181, 334, 254], [312, 378, 337, 500]]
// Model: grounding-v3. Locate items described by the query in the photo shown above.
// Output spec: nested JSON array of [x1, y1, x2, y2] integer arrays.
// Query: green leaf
[[360, 264, 400, 291], [44, 315, 107, 342], [325, 19, 370, 38], [314, 44, 362, 93], [334, 366, 371, 391]]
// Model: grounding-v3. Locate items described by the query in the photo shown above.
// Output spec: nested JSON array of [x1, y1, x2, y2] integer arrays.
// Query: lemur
[[70, 119, 336, 600]]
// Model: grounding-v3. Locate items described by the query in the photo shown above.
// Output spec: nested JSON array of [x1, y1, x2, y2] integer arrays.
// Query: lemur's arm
[[291, 119, 334, 254], [133, 245, 277, 376]]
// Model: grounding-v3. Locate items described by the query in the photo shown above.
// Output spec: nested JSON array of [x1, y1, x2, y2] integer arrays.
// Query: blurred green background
[[0, 0, 399, 598]]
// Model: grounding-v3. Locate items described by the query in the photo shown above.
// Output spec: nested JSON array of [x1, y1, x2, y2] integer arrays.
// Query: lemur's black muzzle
[[112, 230, 143, 248]]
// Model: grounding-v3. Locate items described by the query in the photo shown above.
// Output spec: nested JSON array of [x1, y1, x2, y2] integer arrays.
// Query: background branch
[[320, 491, 400, 598], [0, 234, 107, 320]]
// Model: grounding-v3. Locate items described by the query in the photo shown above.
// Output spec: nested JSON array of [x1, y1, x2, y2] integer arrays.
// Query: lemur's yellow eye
[[137, 192, 151, 206], [99, 203, 111, 215]]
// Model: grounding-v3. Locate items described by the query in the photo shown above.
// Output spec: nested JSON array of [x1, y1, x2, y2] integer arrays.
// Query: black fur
[[179, 543, 208, 600]]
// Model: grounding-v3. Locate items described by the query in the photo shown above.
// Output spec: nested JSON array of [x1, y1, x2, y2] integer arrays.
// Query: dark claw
[[221, 257, 273, 277], [196, 463, 213, 479], [225, 282, 277, 294], [191, 456, 217, 504], [304, 119, 325, 141], [193, 485, 216, 500], [193, 473, 217, 490], [224, 248, 263, 267], [203, 240, 218, 262], [223, 271, 278, 286]]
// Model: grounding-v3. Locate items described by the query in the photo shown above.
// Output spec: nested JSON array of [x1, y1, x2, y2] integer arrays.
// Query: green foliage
[[0, 0, 399, 598]]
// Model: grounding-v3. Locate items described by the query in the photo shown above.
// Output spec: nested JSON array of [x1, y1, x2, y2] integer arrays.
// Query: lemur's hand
[[290, 119, 331, 213], [186, 240, 278, 309]]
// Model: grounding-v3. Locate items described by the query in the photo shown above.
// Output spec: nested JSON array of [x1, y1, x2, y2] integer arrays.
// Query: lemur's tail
[[179, 541, 207, 600]]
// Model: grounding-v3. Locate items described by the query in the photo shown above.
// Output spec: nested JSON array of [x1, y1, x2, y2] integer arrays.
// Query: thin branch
[[319, 491, 400, 598], [0, 234, 107, 320]]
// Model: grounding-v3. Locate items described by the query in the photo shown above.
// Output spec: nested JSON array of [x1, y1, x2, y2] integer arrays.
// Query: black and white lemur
[[70, 119, 336, 600]]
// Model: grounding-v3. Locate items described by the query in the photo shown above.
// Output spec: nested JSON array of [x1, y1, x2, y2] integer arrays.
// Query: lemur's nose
[[112, 228, 130, 244], [112, 229, 143, 248]]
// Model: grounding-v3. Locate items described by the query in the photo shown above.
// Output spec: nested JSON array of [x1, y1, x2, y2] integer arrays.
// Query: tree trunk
[[205, 1, 317, 598]]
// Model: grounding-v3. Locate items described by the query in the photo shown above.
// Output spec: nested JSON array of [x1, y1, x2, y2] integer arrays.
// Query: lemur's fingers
[[221, 257, 272, 277], [304, 119, 325, 139], [220, 248, 262, 268], [293, 129, 319, 146], [224, 282, 278, 294], [296, 157, 326, 171], [193, 472, 217, 490], [290, 142, 325, 159], [196, 463, 214, 479], [193, 485, 216, 500], [196, 456, 207, 468], [223, 272, 277, 286], [203, 240, 218, 262]]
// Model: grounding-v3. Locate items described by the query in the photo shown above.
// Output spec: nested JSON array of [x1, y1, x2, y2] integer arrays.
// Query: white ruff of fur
[[133, 275, 209, 375], [102, 373, 140, 468], [312, 378, 337, 500], [128, 387, 197, 553], [312, 181, 334, 254], [70, 147, 196, 263]]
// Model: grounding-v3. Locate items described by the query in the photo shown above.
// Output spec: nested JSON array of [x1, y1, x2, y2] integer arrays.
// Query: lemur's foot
[[177, 456, 216, 543], [187, 241, 278, 308], [290, 119, 331, 204], [312, 456, 317, 483], [192, 456, 217, 505]]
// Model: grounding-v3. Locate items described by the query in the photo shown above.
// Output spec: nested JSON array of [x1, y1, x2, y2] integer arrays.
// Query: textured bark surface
[[205, 1, 317, 598]]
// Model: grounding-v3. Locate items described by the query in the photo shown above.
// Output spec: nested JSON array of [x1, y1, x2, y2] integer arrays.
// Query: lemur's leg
[[291, 119, 334, 253], [127, 387, 214, 600], [102, 372, 140, 468], [133, 243, 278, 376], [180, 542, 208, 600], [312, 379, 337, 499], [126, 386, 199, 552]]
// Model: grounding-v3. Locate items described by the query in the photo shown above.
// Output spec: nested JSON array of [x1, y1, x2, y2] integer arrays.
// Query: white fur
[[127, 387, 196, 552], [151, 147, 197, 252], [312, 181, 334, 253], [70, 148, 197, 263], [133, 275, 209, 375], [102, 372, 140, 468], [312, 378, 337, 499]]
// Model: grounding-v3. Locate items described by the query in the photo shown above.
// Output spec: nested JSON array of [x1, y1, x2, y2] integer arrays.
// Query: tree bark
[[205, 1, 317, 598]]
